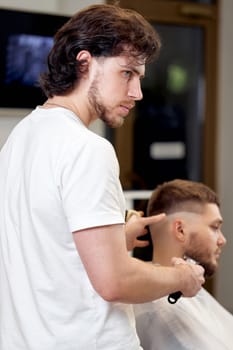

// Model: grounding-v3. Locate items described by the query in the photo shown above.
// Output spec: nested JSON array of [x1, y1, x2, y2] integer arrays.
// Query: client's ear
[[173, 219, 186, 242]]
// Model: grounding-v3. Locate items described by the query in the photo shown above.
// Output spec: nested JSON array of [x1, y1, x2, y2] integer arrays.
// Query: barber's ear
[[76, 50, 91, 62], [76, 50, 91, 73], [173, 219, 186, 242]]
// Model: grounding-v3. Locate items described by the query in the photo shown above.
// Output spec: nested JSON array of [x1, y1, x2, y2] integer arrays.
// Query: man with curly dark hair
[[0, 5, 204, 350]]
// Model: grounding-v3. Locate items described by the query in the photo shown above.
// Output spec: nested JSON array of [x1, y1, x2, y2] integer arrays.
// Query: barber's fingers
[[134, 239, 150, 248], [126, 211, 166, 226], [140, 213, 166, 226], [125, 212, 165, 251], [125, 210, 144, 222], [171, 257, 205, 277], [171, 257, 187, 265], [171, 257, 205, 297]]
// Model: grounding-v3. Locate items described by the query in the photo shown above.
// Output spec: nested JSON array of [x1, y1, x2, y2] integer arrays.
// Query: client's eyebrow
[[211, 218, 223, 226]]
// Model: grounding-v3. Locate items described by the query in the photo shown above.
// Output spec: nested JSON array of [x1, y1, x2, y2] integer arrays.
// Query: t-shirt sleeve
[[59, 134, 125, 232]]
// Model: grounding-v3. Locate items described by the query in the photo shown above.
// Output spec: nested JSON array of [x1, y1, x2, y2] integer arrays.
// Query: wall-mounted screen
[[0, 9, 69, 108]]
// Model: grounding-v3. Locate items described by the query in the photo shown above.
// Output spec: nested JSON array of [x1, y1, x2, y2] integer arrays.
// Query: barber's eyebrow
[[131, 66, 145, 79], [120, 62, 145, 79]]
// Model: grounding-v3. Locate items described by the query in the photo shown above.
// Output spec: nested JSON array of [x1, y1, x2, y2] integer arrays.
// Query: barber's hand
[[125, 210, 165, 251], [171, 257, 205, 297]]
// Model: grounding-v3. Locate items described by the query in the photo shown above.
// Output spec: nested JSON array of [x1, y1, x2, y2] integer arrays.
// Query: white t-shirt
[[134, 287, 233, 350], [0, 107, 141, 350]]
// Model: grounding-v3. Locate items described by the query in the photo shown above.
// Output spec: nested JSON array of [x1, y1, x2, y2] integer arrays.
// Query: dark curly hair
[[147, 179, 220, 217], [39, 4, 161, 97]]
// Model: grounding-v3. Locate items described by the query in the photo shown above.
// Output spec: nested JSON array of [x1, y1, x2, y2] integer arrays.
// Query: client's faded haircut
[[147, 179, 220, 217]]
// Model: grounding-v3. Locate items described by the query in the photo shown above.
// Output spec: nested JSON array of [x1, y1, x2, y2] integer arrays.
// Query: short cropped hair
[[147, 179, 220, 216], [40, 4, 161, 97]]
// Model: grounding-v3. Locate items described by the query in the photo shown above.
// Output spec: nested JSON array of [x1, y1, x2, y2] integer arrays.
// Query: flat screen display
[[0, 9, 69, 108]]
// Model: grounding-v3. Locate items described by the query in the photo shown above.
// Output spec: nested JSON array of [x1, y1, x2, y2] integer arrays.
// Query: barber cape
[[134, 287, 233, 350]]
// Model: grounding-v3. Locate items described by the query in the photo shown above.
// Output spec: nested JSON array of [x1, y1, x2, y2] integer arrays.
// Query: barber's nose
[[128, 80, 143, 101]]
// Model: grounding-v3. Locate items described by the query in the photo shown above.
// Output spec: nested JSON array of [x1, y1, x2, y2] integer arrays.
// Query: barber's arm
[[72, 221, 205, 303]]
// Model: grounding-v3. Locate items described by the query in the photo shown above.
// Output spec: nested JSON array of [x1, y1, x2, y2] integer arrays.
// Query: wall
[[215, 0, 233, 312], [0, 0, 233, 311], [0, 0, 104, 15]]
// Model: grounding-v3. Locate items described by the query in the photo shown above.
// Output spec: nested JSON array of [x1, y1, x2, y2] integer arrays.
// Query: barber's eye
[[123, 71, 132, 78]]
